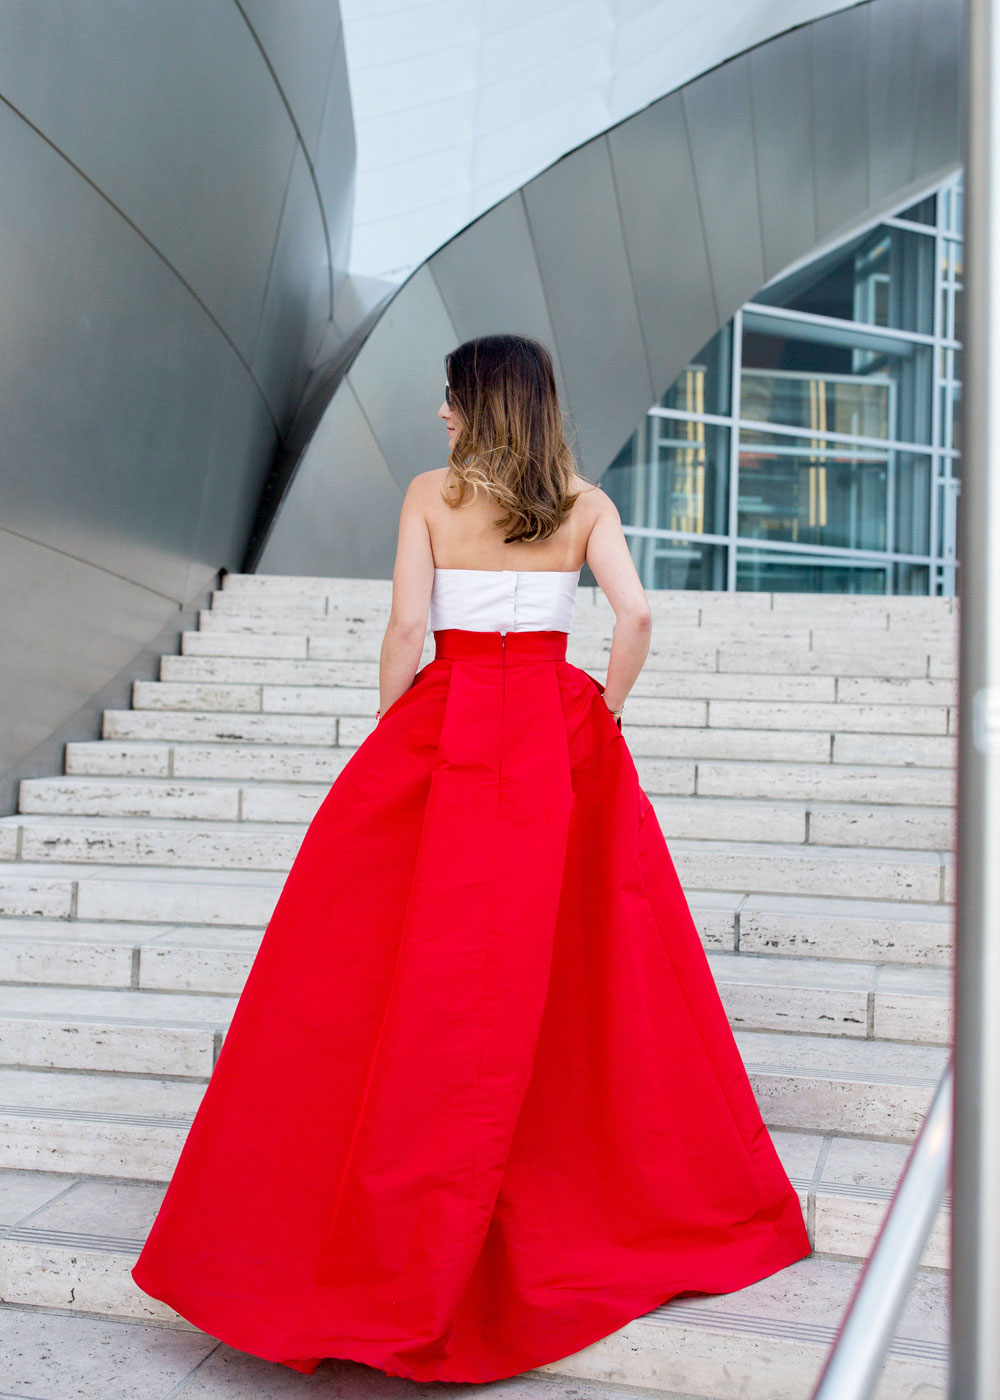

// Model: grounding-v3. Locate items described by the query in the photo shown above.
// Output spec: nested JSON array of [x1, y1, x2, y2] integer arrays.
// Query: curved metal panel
[[345, 264, 459, 489], [521, 139, 654, 474], [913, 0, 966, 175], [428, 193, 566, 390], [607, 91, 720, 396], [251, 145, 331, 426], [0, 531, 179, 785], [261, 380, 402, 576], [238, 0, 342, 156], [313, 24, 357, 276], [810, 5, 872, 242], [748, 25, 819, 283], [0, 0, 298, 362], [0, 0, 353, 806], [682, 54, 766, 315], [0, 100, 234, 599], [182, 359, 280, 605], [868, 0, 922, 202]]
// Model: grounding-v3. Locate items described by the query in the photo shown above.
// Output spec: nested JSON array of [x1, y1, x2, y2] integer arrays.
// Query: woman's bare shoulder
[[409, 467, 449, 490], [569, 472, 614, 514]]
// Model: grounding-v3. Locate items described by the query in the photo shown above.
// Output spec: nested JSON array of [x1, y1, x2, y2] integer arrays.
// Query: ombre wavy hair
[[441, 334, 581, 543]]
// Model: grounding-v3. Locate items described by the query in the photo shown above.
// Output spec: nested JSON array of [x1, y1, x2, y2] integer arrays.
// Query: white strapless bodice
[[429, 567, 582, 635]]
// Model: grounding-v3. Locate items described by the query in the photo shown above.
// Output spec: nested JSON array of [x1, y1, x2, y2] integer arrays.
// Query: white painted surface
[[340, 0, 870, 281]]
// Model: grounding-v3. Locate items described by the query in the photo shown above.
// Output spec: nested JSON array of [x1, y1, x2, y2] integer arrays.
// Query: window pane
[[737, 430, 931, 555], [736, 550, 891, 594], [657, 324, 732, 417], [891, 563, 931, 594], [603, 421, 730, 539], [628, 535, 729, 591], [752, 225, 935, 334], [740, 323, 933, 445], [897, 194, 937, 227]]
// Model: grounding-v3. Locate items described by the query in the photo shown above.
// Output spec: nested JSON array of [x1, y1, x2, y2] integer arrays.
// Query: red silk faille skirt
[[131, 627, 811, 1382]]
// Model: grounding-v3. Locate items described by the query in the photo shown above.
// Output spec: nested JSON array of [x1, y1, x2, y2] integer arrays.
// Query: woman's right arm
[[584, 491, 653, 717]]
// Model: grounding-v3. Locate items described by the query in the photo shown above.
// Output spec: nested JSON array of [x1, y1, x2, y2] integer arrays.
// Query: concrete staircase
[[0, 575, 955, 1399]]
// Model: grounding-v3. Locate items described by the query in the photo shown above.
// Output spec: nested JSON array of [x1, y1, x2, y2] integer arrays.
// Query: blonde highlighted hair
[[442, 334, 581, 542]]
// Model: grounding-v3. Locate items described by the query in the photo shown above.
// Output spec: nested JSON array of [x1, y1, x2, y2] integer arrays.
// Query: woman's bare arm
[[379, 475, 435, 714], [584, 491, 653, 713]]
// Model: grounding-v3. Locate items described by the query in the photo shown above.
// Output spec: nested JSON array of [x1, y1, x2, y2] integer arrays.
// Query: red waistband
[[433, 628, 569, 661]]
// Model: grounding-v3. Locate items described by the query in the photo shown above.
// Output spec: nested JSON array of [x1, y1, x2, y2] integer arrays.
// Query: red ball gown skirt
[[131, 627, 811, 1382]]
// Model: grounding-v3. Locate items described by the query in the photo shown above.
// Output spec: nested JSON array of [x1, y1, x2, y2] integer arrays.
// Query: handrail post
[[952, 0, 1000, 1395]]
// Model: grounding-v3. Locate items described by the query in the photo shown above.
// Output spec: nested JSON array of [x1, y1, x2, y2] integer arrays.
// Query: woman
[[131, 333, 811, 1383]]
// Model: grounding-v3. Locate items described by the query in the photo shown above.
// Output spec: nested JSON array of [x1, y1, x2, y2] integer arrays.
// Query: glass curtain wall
[[604, 172, 964, 593]]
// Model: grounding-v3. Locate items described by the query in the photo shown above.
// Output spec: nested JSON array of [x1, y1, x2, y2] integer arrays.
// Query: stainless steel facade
[[258, 0, 965, 581], [0, 1, 354, 809]]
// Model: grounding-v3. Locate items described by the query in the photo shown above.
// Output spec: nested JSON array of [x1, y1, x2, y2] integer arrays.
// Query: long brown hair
[[441, 334, 581, 542]]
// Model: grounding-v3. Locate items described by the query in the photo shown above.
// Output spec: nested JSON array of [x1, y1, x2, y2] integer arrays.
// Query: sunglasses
[[444, 382, 453, 406]]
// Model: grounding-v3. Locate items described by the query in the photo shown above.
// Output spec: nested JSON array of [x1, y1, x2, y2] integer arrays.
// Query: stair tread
[[0, 924, 947, 989], [0, 863, 953, 913], [21, 772, 957, 802], [736, 1029, 946, 1081], [1, 813, 955, 859], [0, 1171, 947, 1365], [0, 983, 237, 1021]]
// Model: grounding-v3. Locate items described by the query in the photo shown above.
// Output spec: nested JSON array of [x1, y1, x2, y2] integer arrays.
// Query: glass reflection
[[752, 226, 935, 334], [602, 173, 962, 595]]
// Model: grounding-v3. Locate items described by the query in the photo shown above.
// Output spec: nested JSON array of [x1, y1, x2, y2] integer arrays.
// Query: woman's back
[[423, 465, 600, 573]]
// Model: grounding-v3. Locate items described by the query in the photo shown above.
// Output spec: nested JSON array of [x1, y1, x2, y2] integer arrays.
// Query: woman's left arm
[[378, 475, 434, 716]]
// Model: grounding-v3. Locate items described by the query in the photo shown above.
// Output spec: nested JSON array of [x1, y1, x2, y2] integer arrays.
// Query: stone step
[[92, 716, 958, 770], [737, 1030, 946, 1140], [213, 575, 951, 612], [0, 1167, 947, 1396], [0, 863, 284, 927], [194, 611, 956, 676], [0, 983, 946, 1137], [0, 920, 950, 1046], [0, 866, 953, 964], [177, 629, 960, 703], [0, 1067, 205, 1178], [708, 953, 950, 1045], [204, 591, 954, 642], [735, 891, 953, 964], [203, 588, 953, 638], [800, 1132, 950, 1269], [0, 919, 257, 991], [0, 1080, 950, 1268], [547, 1253, 946, 1396], [159, 652, 959, 708], [0, 1133, 949, 1268], [103, 707, 342, 745], [690, 761, 953, 806], [130, 679, 954, 736], [221, 571, 953, 612], [0, 819, 954, 902], [17, 777, 956, 849], [65, 732, 958, 783], [0, 1304, 685, 1400], [180, 624, 957, 694], [0, 984, 236, 1076]]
